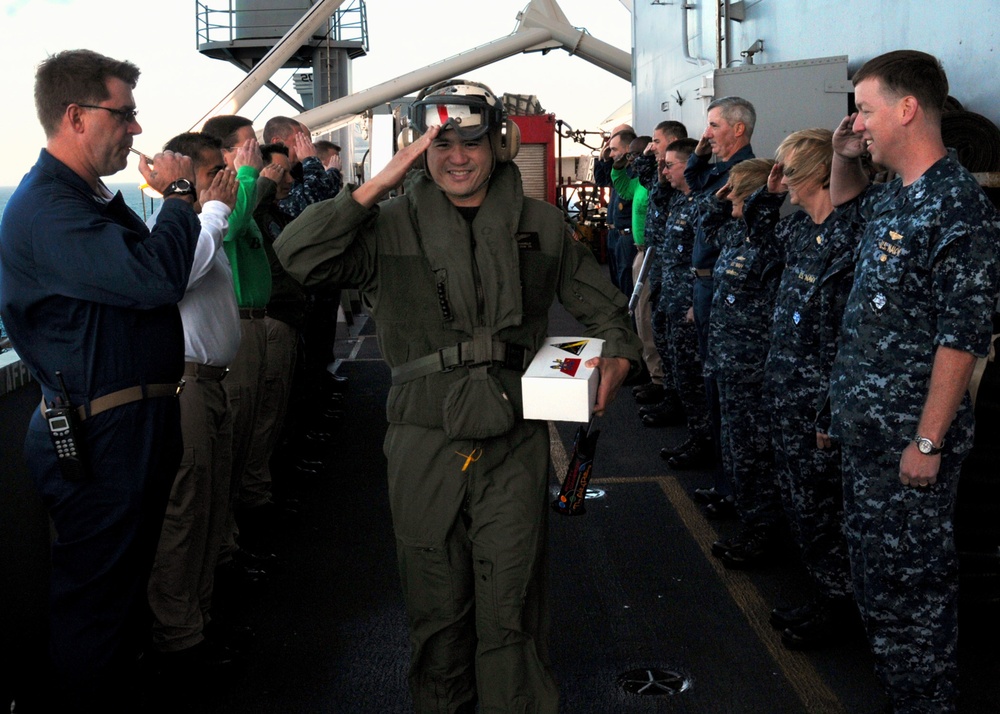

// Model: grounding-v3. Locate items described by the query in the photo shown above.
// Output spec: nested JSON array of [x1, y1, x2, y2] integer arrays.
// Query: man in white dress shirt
[[145, 132, 243, 675]]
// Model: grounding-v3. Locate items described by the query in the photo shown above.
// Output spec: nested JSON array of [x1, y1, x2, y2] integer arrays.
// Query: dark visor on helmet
[[410, 95, 493, 140]]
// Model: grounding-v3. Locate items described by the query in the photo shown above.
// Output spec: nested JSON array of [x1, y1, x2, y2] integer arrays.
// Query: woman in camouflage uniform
[[704, 159, 786, 569], [763, 129, 862, 649]]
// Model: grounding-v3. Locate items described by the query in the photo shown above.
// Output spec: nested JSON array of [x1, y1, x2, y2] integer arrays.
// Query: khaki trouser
[[384, 420, 559, 714], [148, 364, 233, 651], [220, 316, 267, 560], [632, 247, 664, 385], [239, 317, 298, 509]]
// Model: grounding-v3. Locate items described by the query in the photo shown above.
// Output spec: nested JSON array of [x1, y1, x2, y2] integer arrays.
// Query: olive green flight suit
[[276, 162, 641, 713]]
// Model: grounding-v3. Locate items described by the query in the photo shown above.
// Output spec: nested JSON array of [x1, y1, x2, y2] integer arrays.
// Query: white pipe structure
[[518, 0, 632, 81], [291, 0, 632, 136], [190, 0, 348, 130], [682, 2, 713, 66]]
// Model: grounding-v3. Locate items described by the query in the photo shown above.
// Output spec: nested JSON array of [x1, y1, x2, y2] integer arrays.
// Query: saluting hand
[[293, 132, 317, 161], [833, 113, 866, 160], [234, 138, 263, 172], [259, 163, 286, 184], [200, 169, 238, 210], [324, 152, 343, 172], [352, 125, 440, 209], [767, 162, 787, 194], [694, 130, 713, 157], [715, 181, 733, 202]]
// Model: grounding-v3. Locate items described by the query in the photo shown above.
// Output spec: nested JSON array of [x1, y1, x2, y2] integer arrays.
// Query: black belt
[[239, 308, 267, 319], [184, 362, 229, 381]]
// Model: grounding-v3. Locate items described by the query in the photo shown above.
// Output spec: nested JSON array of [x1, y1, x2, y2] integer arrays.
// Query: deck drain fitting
[[618, 668, 692, 696]]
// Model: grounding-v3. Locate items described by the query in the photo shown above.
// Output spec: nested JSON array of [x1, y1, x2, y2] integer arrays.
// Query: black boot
[[781, 598, 859, 650]]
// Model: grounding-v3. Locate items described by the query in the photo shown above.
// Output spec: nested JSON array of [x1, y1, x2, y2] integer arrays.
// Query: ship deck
[[2, 299, 999, 713]]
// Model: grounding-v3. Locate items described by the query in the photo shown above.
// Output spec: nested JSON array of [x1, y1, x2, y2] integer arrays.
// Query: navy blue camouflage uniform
[[764, 201, 862, 603], [278, 154, 344, 392], [685, 145, 755, 492], [279, 155, 343, 218], [633, 153, 678, 396], [829, 155, 1000, 713], [704, 187, 784, 528], [658, 189, 711, 443], [685, 145, 756, 362]]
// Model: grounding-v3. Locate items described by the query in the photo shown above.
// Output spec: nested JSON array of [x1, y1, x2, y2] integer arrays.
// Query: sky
[[0, 0, 632, 187]]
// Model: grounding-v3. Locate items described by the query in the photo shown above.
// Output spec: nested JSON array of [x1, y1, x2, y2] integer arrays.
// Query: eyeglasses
[[76, 104, 138, 124], [663, 162, 677, 170]]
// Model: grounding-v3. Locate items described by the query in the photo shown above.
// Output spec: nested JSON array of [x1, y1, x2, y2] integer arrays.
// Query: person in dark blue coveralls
[[0, 49, 201, 713]]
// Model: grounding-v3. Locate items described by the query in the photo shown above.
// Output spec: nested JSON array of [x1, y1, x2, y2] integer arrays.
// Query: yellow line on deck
[[652, 474, 846, 714], [546, 432, 847, 714]]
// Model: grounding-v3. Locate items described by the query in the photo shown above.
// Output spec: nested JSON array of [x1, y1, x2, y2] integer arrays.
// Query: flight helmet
[[399, 79, 520, 162]]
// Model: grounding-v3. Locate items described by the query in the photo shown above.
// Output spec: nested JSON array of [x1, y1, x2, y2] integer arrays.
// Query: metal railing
[[195, 0, 368, 52]]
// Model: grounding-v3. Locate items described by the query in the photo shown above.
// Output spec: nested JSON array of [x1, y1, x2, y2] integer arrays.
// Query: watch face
[[165, 178, 194, 196], [916, 437, 940, 454]]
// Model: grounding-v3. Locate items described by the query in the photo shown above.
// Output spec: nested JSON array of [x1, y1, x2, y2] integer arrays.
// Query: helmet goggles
[[409, 82, 504, 141]]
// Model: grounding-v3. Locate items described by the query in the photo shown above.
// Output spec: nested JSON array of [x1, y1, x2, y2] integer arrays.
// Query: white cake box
[[521, 337, 604, 422]]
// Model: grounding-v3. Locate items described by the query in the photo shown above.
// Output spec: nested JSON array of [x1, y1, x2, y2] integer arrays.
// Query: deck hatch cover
[[618, 668, 691, 696]]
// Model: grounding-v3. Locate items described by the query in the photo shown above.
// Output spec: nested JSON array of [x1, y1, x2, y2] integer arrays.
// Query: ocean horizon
[[0, 181, 158, 228]]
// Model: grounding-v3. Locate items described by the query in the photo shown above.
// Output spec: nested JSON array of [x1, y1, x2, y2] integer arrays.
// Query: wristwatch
[[914, 435, 944, 455], [162, 178, 195, 199]]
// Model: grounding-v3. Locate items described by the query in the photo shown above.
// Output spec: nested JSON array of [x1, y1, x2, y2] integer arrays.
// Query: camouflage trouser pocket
[[877, 489, 953, 584]]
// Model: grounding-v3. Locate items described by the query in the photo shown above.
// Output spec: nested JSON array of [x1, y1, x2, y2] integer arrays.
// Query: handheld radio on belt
[[44, 371, 88, 482]]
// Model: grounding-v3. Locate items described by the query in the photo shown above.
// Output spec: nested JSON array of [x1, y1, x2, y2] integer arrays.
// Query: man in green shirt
[[201, 115, 271, 571]]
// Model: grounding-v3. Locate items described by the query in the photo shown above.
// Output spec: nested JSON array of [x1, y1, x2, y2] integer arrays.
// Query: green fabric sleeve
[[632, 183, 649, 247], [610, 166, 640, 201], [225, 165, 260, 244], [222, 165, 272, 307]]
